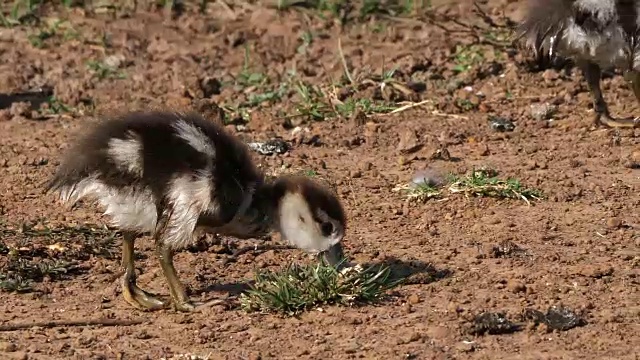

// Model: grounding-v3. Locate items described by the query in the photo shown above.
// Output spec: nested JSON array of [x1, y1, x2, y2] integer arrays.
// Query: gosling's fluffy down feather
[[46, 111, 265, 250], [516, 0, 640, 70], [46, 111, 348, 256]]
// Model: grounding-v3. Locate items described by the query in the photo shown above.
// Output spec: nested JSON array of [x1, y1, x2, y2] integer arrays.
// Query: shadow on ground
[[363, 256, 453, 285], [0, 223, 121, 293]]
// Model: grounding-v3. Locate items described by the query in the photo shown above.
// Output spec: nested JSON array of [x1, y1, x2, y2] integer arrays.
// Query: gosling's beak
[[318, 242, 346, 269]]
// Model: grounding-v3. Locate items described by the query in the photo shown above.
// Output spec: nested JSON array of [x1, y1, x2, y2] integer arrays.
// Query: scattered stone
[[446, 78, 464, 93], [488, 115, 515, 132], [9, 101, 31, 118], [0, 341, 17, 352], [0, 109, 11, 121], [103, 54, 125, 69], [530, 103, 557, 120], [606, 217, 623, 229], [477, 61, 503, 79], [397, 130, 423, 154], [622, 151, 640, 169], [468, 311, 521, 335], [480, 144, 490, 156], [521, 306, 586, 332], [199, 76, 222, 97], [405, 332, 421, 343], [489, 240, 528, 258], [447, 301, 460, 314], [578, 265, 613, 278], [456, 341, 476, 353], [407, 294, 420, 304], [247, 139, 289, 155], [429, 146, 451, 161], [506, 279, 526, 294]]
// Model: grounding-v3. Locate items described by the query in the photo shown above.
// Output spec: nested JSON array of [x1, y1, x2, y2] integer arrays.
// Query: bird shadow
[[360, 256, 452, 286], [190, 253, 452, 302]]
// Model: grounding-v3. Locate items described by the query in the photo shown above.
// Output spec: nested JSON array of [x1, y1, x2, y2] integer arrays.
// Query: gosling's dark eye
[[320, 222, 334, 237]]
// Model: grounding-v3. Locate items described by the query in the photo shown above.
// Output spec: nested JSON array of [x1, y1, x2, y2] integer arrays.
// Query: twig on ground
[[0, 318, 146, 332], [388, 100, 431, 114]]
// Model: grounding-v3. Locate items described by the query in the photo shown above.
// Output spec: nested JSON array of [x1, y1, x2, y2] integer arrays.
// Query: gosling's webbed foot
[[122, 279, 168, 311], [172, 298, 231, 313], [594, 113, 640, 129]]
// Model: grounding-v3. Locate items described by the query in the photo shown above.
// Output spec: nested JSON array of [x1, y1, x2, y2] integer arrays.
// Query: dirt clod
[[397, 130, 423, 154], [506, 279, 526, 294], [407, 294, 420, 304], [0, 341, 18, 352], [606, 217, 623, 229], [9, 102, 31, 118]]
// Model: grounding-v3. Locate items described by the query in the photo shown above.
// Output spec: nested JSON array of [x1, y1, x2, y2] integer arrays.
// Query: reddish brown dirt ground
[[1, 1, 639, 359]]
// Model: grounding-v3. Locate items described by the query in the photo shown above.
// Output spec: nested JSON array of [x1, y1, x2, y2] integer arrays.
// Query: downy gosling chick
[[46, 110, 347, 312], [516, 0, 640, 128]]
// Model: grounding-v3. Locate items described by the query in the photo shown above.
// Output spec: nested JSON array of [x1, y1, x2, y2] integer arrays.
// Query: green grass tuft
[[448, 168, 543, 204], [240, 261, 404, 315], [396, 168, 543, 205]]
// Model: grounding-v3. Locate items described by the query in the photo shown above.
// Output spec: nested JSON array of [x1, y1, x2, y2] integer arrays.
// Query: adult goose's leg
[[581, 60, 639, 128], [623, 69, 640, 128]]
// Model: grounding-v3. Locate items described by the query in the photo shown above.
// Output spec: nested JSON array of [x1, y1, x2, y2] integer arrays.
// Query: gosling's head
[[269, 175, 347, 267]]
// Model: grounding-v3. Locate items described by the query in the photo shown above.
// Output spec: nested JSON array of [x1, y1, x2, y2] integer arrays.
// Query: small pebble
[[507, 279, 526, 294], [606, 217, 622, 229], [622, 151, 640, 169], [456, 341, 476, 353], [406, 332, 421, 343], [530, 103, 557, 120], [407, 294, 420, 304]]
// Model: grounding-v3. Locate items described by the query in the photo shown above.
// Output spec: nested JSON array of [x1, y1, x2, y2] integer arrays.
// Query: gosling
[[46, 110, 347, 312], [516, 0, 640, 128]]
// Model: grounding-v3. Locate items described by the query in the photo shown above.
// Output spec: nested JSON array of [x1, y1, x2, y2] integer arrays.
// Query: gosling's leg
[[154, 220, 232, 312], [154, 240, 196, 312], [623, 69, 640, 128], [581, 61, 639, 128], [121, 231, 167, 311], [155, 244, 231, 313]]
